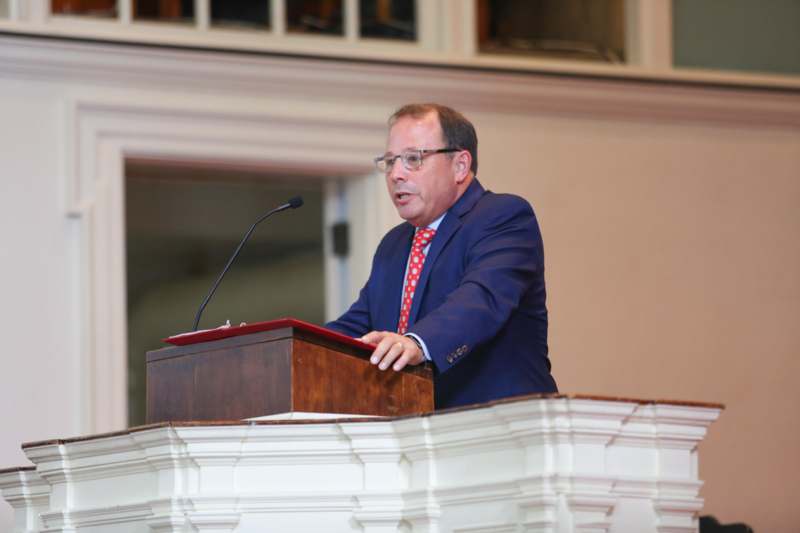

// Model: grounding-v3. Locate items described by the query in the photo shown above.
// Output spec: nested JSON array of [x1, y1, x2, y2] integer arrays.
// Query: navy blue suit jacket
[[326, 179, 557, 408]]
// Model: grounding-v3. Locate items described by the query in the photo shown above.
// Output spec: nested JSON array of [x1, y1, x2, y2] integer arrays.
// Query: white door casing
[[64, 91, 390, 433]]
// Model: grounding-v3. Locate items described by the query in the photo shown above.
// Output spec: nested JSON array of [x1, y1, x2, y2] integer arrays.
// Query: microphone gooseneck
[[191, 196, 304, 331]]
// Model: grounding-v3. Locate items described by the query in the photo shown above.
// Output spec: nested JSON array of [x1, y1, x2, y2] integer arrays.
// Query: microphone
[[191, 196, 304, 331]]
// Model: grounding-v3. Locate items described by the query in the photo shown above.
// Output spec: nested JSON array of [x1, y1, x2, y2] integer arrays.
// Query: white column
[[415, 0, 441, 51], [439, 0, 477, 56], [271, 0, 286, 35], [625, 0, 673, 69], [195, 0, 210, 30], [118, 0, 131, 24], [344, 0, 358, 42]]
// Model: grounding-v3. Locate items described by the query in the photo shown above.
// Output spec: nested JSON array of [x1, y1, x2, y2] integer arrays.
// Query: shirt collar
[[424, 212, 446, 232]]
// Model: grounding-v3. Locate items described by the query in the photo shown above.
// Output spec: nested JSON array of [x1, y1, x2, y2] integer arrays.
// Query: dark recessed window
[[125, 161, 326, 427], [134, 0, 194, 24], [287, 0, 343, 36], [478, 0, 626, 63], [360, 0, 416, 41], [211, 0, 270, 30], [51, 0, 118, 18], [673, 0, 800, 76]]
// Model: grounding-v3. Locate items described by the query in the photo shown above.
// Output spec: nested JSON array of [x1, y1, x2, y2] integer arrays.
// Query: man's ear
[[453, 150, 472, 184]]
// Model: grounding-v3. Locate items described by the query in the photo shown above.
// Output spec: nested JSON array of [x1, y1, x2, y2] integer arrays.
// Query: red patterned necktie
[[397, 228, 436, 334]]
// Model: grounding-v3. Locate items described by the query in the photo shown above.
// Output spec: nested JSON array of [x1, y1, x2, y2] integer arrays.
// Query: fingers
[[375, 338, 405, 371], [368, 334, 401, 368], [359, 330, 389, 345], [390, 346, 421, 372], [364, 332, 423, 372]]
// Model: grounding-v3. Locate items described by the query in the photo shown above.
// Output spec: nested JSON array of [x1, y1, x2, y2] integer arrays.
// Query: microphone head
[[288, 196, 304, 209]]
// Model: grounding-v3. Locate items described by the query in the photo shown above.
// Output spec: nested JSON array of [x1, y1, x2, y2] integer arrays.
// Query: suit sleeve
[[408, 198, 543, 373], [324, 280, 372, 338]]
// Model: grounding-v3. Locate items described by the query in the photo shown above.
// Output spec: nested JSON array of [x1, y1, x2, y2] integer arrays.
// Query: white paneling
[[1, 397, 721, 533]]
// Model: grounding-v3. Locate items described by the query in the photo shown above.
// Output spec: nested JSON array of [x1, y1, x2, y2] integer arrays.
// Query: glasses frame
[[374, 147, 461, 173]]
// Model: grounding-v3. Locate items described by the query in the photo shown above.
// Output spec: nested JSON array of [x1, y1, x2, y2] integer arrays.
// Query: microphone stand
[[191, 196, 304, 331]]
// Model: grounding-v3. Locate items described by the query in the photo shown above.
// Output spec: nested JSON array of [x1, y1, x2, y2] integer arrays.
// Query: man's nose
[[388, 159, 407, 182]]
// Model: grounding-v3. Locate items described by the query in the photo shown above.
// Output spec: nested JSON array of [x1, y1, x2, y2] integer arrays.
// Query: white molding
[[0, 469, 49, 532], [41, 502, 153, 530], [1, 396, 723, 532], [57, 86, 388, 433], [453, 523, 516, 533], [566, 493, 616, 533], [0, 36, 797, 131]]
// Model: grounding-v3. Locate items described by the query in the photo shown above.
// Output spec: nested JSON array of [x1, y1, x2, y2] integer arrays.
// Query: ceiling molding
[[2, 35, 799, 130]]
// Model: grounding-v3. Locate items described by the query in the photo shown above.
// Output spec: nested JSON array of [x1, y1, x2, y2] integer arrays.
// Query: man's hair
[[389, 103, 478, 174]]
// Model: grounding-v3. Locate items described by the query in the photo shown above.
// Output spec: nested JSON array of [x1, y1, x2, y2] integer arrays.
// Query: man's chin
[[396, 206, 421, 225], [398, 211, 420, 227]]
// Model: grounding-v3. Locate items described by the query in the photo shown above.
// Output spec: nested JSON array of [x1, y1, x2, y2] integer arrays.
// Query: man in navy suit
[[326, 103, 557, 408]]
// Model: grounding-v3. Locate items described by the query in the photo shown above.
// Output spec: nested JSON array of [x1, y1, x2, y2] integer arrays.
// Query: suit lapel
[[408, 179, 486, 326]]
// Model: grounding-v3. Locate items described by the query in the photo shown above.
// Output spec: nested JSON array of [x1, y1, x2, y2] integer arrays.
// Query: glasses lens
[[403, 150, 423, 170]]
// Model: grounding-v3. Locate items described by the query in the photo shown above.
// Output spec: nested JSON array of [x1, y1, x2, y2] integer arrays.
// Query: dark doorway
[[125, 160, 326, 426]]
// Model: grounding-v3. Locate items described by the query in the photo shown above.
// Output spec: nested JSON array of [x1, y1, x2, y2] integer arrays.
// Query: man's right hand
[[360, 331, 425, 372]]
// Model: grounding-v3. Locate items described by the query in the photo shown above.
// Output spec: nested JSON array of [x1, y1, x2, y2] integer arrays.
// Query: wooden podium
[[145, 318, 434, 423]]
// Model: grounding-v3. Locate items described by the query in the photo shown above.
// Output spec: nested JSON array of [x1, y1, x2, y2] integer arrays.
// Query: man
[[326, 103, 556, 408]]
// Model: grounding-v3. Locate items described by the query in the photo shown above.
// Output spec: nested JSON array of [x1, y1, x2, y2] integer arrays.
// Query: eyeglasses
[[374, 148, 461, 173]]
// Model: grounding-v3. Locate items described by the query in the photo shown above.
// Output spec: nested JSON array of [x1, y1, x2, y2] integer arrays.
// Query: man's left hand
[[359, 331, 425, 372]]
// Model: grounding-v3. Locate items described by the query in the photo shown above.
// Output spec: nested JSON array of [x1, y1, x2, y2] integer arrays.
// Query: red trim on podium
[[164, 318, 374, 351]]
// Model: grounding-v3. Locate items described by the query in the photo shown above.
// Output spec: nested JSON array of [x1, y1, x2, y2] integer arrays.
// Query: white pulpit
[[0, 394, 722, 533]]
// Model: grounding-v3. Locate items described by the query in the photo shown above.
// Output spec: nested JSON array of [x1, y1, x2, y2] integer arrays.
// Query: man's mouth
[[395, 192, 412, 202]]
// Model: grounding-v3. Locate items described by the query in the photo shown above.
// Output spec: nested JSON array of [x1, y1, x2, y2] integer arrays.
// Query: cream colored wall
[[472, 111, 800, 532]]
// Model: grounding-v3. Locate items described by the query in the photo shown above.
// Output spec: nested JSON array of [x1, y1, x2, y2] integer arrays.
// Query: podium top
[[16, 393, 725, 451], [164, 318, 374, 351]]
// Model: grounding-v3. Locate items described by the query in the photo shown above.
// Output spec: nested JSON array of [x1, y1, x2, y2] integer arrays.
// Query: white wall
[[0, 78, 83, 454], [0, 34, 799, 532]]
